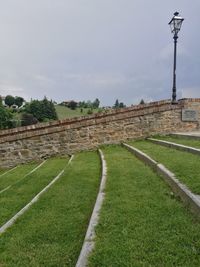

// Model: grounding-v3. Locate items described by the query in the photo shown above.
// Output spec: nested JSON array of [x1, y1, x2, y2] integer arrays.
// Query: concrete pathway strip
[[148, 138, 200, 156], [76, 149, 107, 267], [0, 160, 47, 195], [123, 143, 200, 218], [0, 166, 18, 179], [0, 156, 73, 235]]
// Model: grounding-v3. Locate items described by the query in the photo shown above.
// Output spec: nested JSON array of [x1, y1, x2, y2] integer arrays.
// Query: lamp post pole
[[169, 12, 184, 104], [172, 33, 178, 103]]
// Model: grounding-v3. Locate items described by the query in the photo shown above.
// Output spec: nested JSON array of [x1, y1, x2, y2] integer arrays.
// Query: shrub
[[21, 113, 38, 126]]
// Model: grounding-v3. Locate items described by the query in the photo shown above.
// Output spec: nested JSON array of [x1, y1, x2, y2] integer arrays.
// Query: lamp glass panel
[[170, 18, 183, 34], [169, 20, 175, 33], [174, 19, 182, 31]]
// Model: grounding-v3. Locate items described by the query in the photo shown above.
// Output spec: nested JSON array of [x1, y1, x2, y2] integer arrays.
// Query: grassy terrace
[[129, 140, 200, 195], [153, 135, 200, 149], [89, 146, 200, 267], [0, 157, 68, 227], [0, 163, 38, 192], [0, 151, 100, 267]]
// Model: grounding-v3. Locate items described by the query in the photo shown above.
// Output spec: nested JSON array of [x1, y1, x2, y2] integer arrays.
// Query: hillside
[[55, 105, 102, 120]]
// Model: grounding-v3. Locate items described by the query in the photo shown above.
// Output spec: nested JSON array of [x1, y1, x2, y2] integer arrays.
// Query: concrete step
[[148, 138, 200, 156], [170, 131, 200, 140]]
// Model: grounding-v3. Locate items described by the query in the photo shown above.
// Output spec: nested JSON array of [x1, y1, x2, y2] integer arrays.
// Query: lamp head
[[169, 12, 184, 35]]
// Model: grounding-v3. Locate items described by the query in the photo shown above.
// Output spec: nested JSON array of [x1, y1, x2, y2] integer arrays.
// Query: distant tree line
[[0, 96, 58, 129], [61, 98, 100, 110], [0, 93, 147, 130], [113, 99, 126, 109], [61, 98, 128, 110]]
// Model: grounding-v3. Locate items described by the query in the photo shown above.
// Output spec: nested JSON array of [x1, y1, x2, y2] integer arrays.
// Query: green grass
[[0, 151, 101, 267], [55, 105, 101, 120], [0, 163, 38, 191], [153, 135, 200, 149], [88, 146, 200, 267], [129, 140, 200, 194], [0, 169, 7, 176], [0, 157, 68, 227]]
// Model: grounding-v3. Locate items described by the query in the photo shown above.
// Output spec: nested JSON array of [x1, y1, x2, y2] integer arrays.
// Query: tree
[[5, 95, 15, 107], [0, 105, 13, 129], [86, 100, 92, 108], [119, 102, 125, 108], [67, 100, 78, 110], [42, 97, 58, 120], [78, 101, 85, 108], [25, 100, 43, 121], [92, 98, 100, 109], [140, 99, 145, 105], [114, 99, 119, 108], [25, 97, 58, 122], [15, 96, 24, 107]]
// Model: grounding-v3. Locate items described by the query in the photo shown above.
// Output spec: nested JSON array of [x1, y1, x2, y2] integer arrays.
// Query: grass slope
[[89, 146, 200, 267], [0, 151, 101, 267], [153, 135, 200, 149], [0, 157, 68, 227], [55, 105, 100, 120], [0, 163, 38, 191], [130, 140, 200, 194]]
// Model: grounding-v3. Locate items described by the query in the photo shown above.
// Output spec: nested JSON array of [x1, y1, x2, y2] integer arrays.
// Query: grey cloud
[[0, 0, 199, 105]]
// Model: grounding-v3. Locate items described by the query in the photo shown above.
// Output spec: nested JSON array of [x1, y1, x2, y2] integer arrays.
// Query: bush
[[87, 109, 93, 115], [21, 113, 38, 126], [67, 101, 77, 110]]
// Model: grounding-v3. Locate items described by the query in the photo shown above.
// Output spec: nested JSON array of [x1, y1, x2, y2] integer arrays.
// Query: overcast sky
[[0, 0, 199, 106]]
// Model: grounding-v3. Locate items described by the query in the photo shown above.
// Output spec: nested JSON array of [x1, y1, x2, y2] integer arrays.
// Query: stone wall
[[0, 98, 200, 168]]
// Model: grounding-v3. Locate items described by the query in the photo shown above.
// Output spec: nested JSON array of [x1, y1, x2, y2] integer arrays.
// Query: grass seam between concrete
[[0, 156, 73, 235], [75, 149, 107, 267], [123, 143, 200, 218], [0, 160, 47, 195], [148, 138, 200, 156]]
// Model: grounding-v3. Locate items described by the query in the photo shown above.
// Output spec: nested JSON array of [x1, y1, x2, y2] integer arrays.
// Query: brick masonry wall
[[0, 98, 200, 168]]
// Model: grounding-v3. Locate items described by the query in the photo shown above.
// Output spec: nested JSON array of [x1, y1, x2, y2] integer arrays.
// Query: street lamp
[[169, 12, 184, 103]]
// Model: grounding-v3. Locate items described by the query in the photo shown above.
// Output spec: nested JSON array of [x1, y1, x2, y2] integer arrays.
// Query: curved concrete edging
[[76, 149, 107, 267], [123, 143, 200, 218], [0, 156, 73, 235], [148, 138, 200, 156], [0, 160, 47, 195]]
